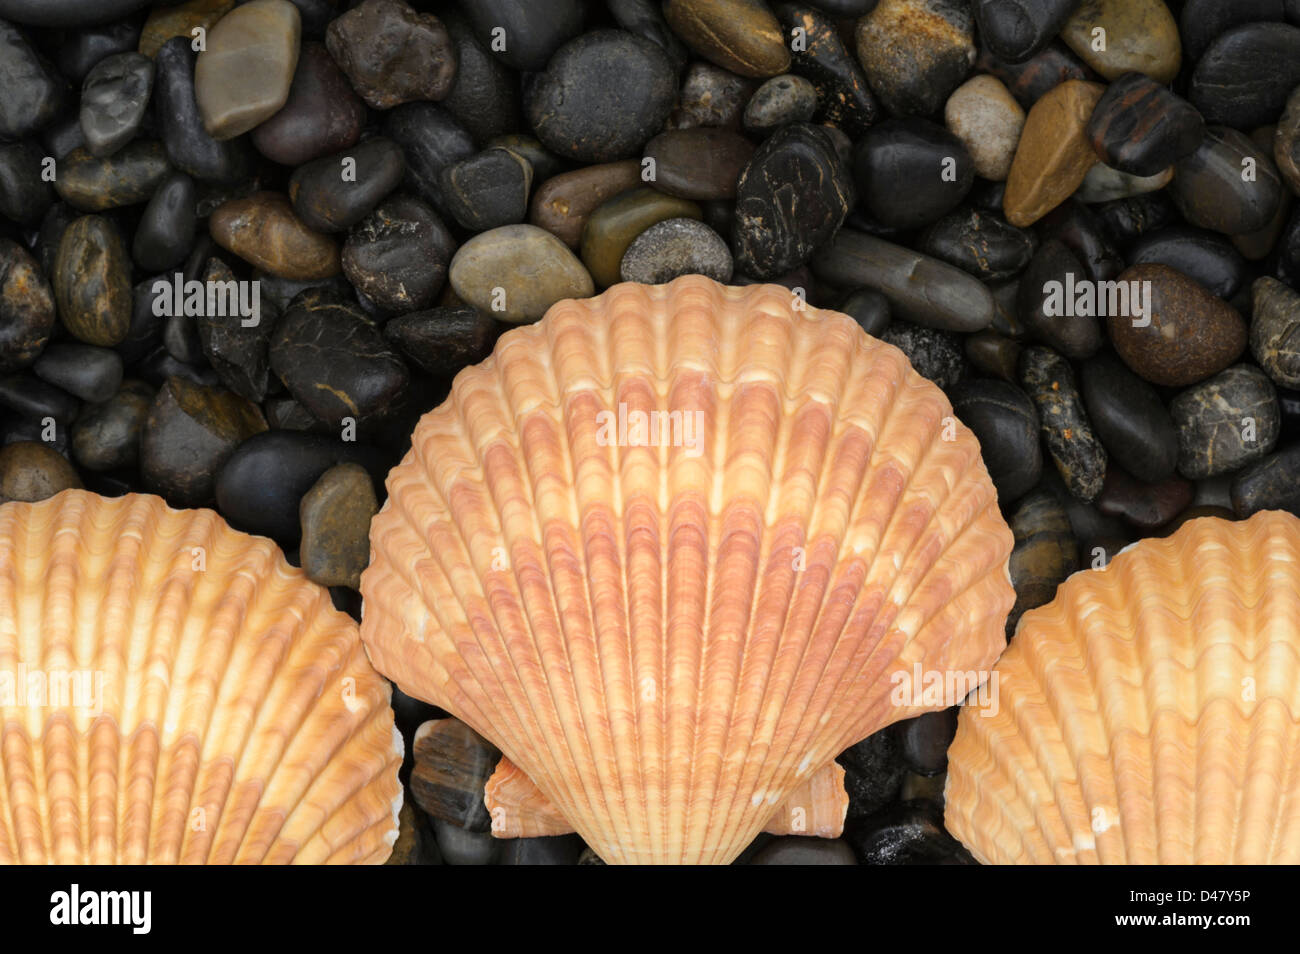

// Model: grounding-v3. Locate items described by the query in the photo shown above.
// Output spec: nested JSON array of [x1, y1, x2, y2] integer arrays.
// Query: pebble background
[[0, 0, 1298, 865]]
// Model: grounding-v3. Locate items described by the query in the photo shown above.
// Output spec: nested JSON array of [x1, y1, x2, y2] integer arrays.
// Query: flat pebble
[[195, 0, 301, 139], [663, 0, 789, 79], [299, 462, 378, 589], [451, 224, 594, 323]]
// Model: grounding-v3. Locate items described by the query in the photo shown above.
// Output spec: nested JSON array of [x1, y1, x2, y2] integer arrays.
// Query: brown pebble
[[299, 462, 378, 589], [1003, 79, 1105, 228], [0, 442, 81, 504], [209, 191, 341, 280], [528, 160, 642, 248]]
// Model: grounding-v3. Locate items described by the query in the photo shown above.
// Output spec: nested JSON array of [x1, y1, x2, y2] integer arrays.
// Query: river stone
[[133, 173, 198, 273], [342, 195, 457, 314], [440, 9, 521, 145], [528, 160, 642, 248], [0, 240, 55, 373], [944, 75, 1024, 181], [0, 19, 65, 140], [643, 129, 753, 202], [743, 75, 818, 135], [853, 118, 973, 230], [1108, 263, 1248, 388], [525, 30, 677, 164], [139, 376, 267, 506], [1080, 352, 1179, 482], [813, 229, 995, 333], [299, 463, 377, 589], [1189, 23, 1300, 130], [0, 442, 81, 504], [620, 218, 733, 284], [0, 373, 78, 424], [1181, 0, 1287, 63], [581, 187, 702, 288], [1061, 0, 1181, 84], [1172, 127, 1284, 236], [194, 0, 300, 139], [54, 142, 171, 212], [154, 36, 254, 185], [54, 216, 132, 347], [32, 343, 122, 404], [1171, 365, 1280, 479], [209, 192, 340, 280], [775, 3, 880, 137], [439, 148, 533, 232], [1096, 467, 1194, 531], [1251, 276, 1300, 389], [667, 63, 754, 131], [289, 138, 406, 234], [460, 0, 585, 72], [451, 224, 594, 323], [382, 102, 476, 218], [733, 123, 853, 279], [918, 207, 1034, 282], [1003, 80, 1105, 228], [964, 330, 1021, 382], [139, 0, 236, 57], [193, 259, 274, 402], [384, 306, 496, 377], [1016, 239, 1102, 359], [855, 0, 975, 118], [1021, 345, 1108, 502], [950, 379, 1041, 503], [252, 42, 366, 166], [79, 52, 153, 157], [1087, 72, 1205, 179], [971, 0, 1079, 64], [663, 0, 790, 79], [1128, 227, 1246, 301], [71, 379, 152, 471], [975, 40, 1091, 111], [324, 0, 455, 110], [1231, 444, 1300, 517]]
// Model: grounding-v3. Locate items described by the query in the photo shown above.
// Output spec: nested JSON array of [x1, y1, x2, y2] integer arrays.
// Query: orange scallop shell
[[0, 490, 402, 864], [360, 276, 1014, 864], [946, 510, 1300, 864]]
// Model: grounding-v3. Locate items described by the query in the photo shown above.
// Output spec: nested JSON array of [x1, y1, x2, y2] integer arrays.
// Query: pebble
[[733, 124, 853, 279], [853, 119, 973, 230], [133, 173, 198, 273], [58, 18, 140, 82], [154, 37, 253, 185], [270, 289, 409, 424], [139, 0, 235, 58], [194, 259, 274, 402], [1277, 87, 1300, 195], [581, 187, 702, 288], [879, 322, 964, 389], [1003, 79, 1105, 228], [620, 218, 733, 284], [920, 207, 1034, 282], [777, 3, 879, 137], [943, 75, 1025, 182], [32, 343, 122, 404], [950, 378, 1042, 503], [1171, 127, 1284, 237], [1172, 364, 1281, 479], [0, 19, 64, 141], [1189, 23, 1300, 130], [838, 727, 906, 819], [195, 0, 301, 140], [1180, 0, 1287, 63], [54, 215, 132, 348], [439, 148, 533, 232], [289, 139, 406, 234], [814, 229, 996, 333], [251, 42, 366, 167], [214, 429, 387, 544], [384, 306, 497, 378], [0, 442, 82, 504], [608, 0, 688, 72], [139, 376, 266, 506], [382, 103, 476, 218], [667, 63, 753, 131], [971, 0, 1079, 64], [855, 0, 975, 118], [1016, 239, 1102, 359], [643, 129, 753, 202], [1021, 345, 1108, 501], [750, 838, 858, 865], [1127, 227, 1246, 301], [209, 192, 340, 280], [837, 287, 891, 338], [528, 161, 640, 249], [663, 0, 790, 79], [975, 40, 1090, 110], [1086, 72, 1204, 180], [1080, 352, 1179, 483], [440, 10, 521, 146], [449, 224, 594, 322], [844, 801, 975, 865], [460, 0, 585, 73], [743, 75, 818, 135], [1251, 276, 1300, 389], [78, 52, 153, 158], [1108, 263, 1247, 388], [0, 141, 54, 225], [70, 379, 152, 472], [324, 0, 455, 111], [897, 708, 958, 776], [1077, 163, 1173, 204], [525, 30, 677, 164], [1096, 466, 1193, 530], [1007, 489, 1079, 631], [409, 719, 499, 833], [342, 195, 456, 314], [0, 373, 79, 425], [0, 239, 55, 373], [1231, 444, 1300, 517], [55, 142, 171, 213], [299, 463, 378, 589], [488, 134, 563, 184], [1060, 0, 1181, 84]]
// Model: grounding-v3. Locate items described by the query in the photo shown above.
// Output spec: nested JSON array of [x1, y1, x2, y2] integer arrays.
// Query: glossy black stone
[[919, 207, 1034, 281], [289, 139, 406, 234], [0, 373, 78, 423], [950, 378, 1042, 503], [132, 173, 197, 273], [1189, 23, 1300, 129], [1180, 0, 1286, 63], [837, 287, 891, 338], [1016, 239, 1103, 360], [385, 306, 497, 378], [1086, 72, 1205, 178], [461, 0, 586, 72], [382, 102, 476, 219], [972, 0, 1078, 64], [0, 19, 64, 140], [1080, 352, 1179, 483], [844, 801, 976, 865], [342, 195, 456, 315], [837, 726, 905, 820], [852, 118, 974, 230], [1171, 127, 1284, 237], [1128, 227, 1246, 301], [776, 3, 879, 137], [441, 11, 522, 147], [896, 708, 959, 776], [31, 342, 122, 404], [154, 37, 253, 185]]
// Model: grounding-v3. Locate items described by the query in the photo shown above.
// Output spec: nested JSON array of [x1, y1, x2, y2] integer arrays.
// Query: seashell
[[945, 510, 1300, 864], [0, 490, 403, 864], [360, 276, 1014, 864]]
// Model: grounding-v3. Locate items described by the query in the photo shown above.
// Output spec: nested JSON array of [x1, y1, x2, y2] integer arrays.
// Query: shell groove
[[0, 490, 402, 864], [946, 510, 1300, 864], [361, 276, 1013, 864]]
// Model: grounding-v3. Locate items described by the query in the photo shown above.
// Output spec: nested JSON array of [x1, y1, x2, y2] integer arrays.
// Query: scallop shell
[[945, 510, 1300, 864], [0, 490, 403, 864], [360, 276, 1014, 864]]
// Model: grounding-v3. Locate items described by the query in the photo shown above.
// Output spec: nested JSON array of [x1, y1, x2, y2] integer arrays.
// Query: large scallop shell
[[360, 276, 1014, 864], [0, 490, 403, 864], [945, 510, 1300, 864]]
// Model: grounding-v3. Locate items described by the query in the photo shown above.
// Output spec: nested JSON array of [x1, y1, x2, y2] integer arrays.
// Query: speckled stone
[[1172, 364, 1280, 479], [0, 442, 81, 504], [950, 378, 1041, 503], [663, 0, 790, 79], [879, 321, 964, 389], [451, 224, 595, 323], [1231, 444, 1300, 518], [666, 62, 754, 130], [1003, 79, 1105, 228], [919, 207, 1034, 282], [776, 3, 880, 137], [620, 218, 733, 284], [0, 239, 55, 373], [855, 0, 975, 118], [944, 74, 1024, 181], [1251, 276, 1300, 389], [53, 215, 132, 348], [581, 187, 702, 288], [1021, 345, 1107, 501], [299, 462, 377, 589], [743, 75, 818, 135], [1061, 0, 1181, 84]]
